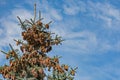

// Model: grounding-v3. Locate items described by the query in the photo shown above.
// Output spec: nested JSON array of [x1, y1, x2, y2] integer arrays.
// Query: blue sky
[[0, 0, 120, 80]]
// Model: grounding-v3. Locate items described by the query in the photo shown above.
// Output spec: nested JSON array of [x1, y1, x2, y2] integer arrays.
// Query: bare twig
[[39, 10, 44, 21], [34, 3, 36, 22], [39, 10, 41, 20]]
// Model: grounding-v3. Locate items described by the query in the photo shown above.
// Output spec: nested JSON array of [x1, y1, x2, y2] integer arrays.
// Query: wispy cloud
[[63, 0, 86, 15], [63, 0, 120, 30], [61, 31, 98, 54], [57, 0, 120, 55], [87, 1, 120, 30]]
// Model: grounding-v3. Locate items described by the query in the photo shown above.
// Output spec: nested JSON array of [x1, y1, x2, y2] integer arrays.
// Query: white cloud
[[63, 5, 80, 15], [95, 38, 120, 53], [114, 41, 120, 51], [41, 8, 62, 23], [52, 30, 98, 54], [61, 1, 120, 54], [63, 0, 85, 15], [10, 9, 33, 21], [50, 9, 62, 21], [51, 24, 120, 54], [98, 15, 112, 28], [87, 2, 120, 30], [0, 29, 2, 35], [63, 0, 120, 29], [42, 8, 62, 21]]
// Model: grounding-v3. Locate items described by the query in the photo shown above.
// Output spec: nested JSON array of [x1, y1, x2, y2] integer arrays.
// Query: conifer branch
[[0, 50, 7, 54], [25, 19, 33, 25], [17, 16, 27, 30], [30, 19, 35, 25], [48, 21, 52, 24], [9, 44, 14, 51]]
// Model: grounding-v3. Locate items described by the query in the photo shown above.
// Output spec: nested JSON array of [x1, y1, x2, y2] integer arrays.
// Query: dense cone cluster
[[0, 4, 77, 80], [20, 20, 58, 53]]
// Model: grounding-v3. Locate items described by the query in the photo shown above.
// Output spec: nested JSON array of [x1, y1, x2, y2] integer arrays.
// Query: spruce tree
[[0, 4, 77, 80]]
